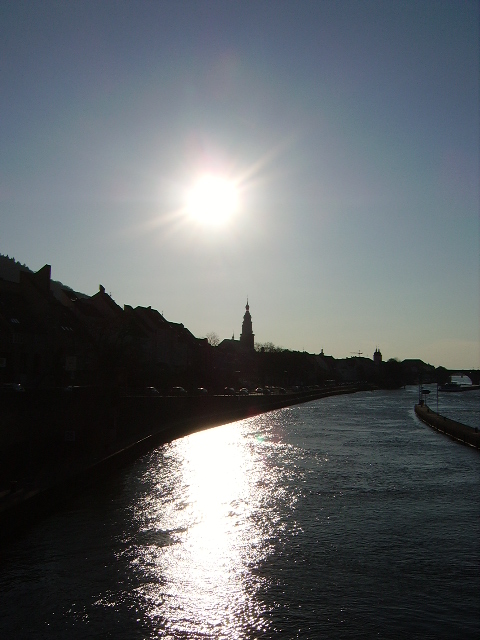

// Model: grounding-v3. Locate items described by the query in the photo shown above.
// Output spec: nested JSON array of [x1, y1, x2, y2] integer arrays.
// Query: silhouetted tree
[[205, 332, 220, 347], [435, 366, 450, 385], [383, 358, 403, 388], [255, 342, 284, 353]]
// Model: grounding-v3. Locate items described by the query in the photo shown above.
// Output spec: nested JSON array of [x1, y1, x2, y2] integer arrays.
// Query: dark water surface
[[1, 387, 479, 639]]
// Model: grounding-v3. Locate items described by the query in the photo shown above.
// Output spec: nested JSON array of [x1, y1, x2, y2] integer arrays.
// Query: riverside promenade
[[415, 403, 480, 450], [0, 384, 370, 545]]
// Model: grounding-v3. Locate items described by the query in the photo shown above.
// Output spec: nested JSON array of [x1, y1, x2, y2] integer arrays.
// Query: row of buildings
[[0, 263, 210, 390], [0, 259, 440, 391]]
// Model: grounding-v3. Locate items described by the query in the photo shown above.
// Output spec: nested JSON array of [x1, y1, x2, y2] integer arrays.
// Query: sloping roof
[[218, 338, 245, 353], [88, 286, 124, 319]]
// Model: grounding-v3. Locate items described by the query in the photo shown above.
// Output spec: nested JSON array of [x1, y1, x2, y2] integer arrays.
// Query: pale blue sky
[[1, 0, 478, 368]]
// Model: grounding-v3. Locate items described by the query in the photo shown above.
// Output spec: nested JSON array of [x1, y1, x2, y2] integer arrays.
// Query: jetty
[[415, 403, 480, 450]]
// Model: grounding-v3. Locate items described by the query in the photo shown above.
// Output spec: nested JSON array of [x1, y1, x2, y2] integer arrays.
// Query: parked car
[[238, 388, 249, 395], [171, 386, 187, 396], [254, 387, 264, 394], [143, 387, 160, 396], [196, 387, 208, 395], [224, 387, 236, 395]]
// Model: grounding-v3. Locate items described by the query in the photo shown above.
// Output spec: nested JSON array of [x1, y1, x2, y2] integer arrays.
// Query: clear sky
[[1, 0, 478, 369]]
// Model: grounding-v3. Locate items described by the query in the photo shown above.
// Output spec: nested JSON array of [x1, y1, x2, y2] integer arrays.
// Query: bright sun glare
[[186, 175, 239, 226]]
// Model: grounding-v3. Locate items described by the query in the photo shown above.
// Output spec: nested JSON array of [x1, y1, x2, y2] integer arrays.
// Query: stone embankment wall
[[0, 385, 368, 484], [0, 384, 370, 543], [414, 403, 480, 449]]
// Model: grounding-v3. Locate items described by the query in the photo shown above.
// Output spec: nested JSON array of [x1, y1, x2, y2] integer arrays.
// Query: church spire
[[240, 299, 255, 350]]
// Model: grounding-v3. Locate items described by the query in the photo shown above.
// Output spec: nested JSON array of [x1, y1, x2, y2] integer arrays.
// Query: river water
[[421, 383, 479, 429], [1, 387, 479, 639]]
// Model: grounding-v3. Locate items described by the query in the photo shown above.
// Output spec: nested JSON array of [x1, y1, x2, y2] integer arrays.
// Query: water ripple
[[1, 388, 479, 639]]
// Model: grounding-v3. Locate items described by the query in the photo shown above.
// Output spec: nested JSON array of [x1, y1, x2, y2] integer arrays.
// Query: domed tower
[[239, 299, 255, 350]]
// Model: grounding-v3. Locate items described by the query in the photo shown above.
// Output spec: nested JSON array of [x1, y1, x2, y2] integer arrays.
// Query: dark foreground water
[[1, 387, 479, 639]]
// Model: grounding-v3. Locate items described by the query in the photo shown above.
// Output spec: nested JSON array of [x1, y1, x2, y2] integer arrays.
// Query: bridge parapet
[[448, 370, 480, 385]]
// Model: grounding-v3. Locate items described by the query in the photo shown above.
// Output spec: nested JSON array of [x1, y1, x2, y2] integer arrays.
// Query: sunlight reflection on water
[[124, 414, 301, 638]]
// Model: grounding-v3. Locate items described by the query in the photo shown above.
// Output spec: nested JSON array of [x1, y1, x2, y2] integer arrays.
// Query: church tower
[[239, 299, 255, 350]]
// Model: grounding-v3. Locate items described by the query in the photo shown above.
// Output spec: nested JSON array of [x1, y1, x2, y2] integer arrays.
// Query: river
[[421, 383, 479, 429], [0, 387, 479, 639]]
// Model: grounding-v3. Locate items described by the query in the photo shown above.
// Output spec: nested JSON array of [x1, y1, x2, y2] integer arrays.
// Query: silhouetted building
[[0, 264, 93, 387], [373, 347, 382, 365], [239, 299, 255, 350]]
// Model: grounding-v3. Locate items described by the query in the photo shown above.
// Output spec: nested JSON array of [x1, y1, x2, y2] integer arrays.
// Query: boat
[[439, 381, 462, 392], [439, 381, 480, 392]]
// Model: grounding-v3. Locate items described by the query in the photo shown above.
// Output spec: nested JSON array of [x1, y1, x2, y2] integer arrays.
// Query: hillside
[[0, 254, 86, 299]]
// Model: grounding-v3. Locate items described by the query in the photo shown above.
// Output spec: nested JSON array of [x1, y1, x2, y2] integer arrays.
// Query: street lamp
[[421, 388, 430, 406]]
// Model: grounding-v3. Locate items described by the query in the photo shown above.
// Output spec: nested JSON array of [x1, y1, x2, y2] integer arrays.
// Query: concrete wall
[[0, 385, 368, 486], [0, 384, 370, 544], [415, 403, 480, 449]]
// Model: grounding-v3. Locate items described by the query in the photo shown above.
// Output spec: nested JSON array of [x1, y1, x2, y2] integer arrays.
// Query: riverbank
[[0, 384, 371, 545], [415, 403, 480, 449]]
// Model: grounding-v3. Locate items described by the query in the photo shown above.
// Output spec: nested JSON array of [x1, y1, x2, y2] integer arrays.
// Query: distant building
[[219, 299, 256, 352], [373, 347, 382, 366], [216, 300, 257, 386], [239, 299, 255, 350]]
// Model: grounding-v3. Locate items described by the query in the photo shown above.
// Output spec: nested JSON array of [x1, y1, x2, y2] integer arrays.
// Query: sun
[[186, 175, 239, 226]]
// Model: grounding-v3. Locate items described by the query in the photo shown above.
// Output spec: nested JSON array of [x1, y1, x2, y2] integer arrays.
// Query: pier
[[415, 403, 480, 449]]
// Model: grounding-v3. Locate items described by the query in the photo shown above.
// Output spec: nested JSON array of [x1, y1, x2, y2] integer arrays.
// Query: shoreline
[[0, 384, 371, 546], [414, 403, 480, 450]]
